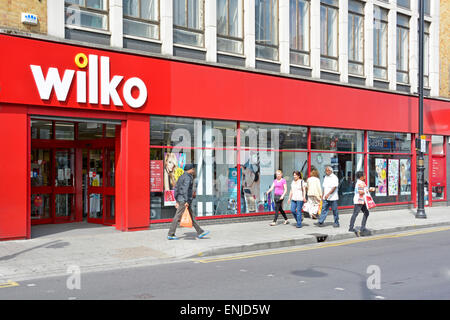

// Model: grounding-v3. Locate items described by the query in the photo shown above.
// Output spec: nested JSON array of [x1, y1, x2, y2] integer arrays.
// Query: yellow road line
[[0, 280, 19, 289], [192, 226, 450, 264]]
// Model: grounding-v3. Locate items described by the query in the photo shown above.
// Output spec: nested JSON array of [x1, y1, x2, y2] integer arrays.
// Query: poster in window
[[388, 159, 399, 196], [150, 160, 164, 192], [164, 152, 186, 206], [375, 158, 387, 196], [400, 159, 411, 195]]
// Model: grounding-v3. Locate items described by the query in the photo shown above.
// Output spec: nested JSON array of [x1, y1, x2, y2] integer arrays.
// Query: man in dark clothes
[[167, 164, 210, 240]]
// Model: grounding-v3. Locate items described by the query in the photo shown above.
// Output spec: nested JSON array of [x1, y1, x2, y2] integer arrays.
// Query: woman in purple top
[[266, 170, 289, 226]]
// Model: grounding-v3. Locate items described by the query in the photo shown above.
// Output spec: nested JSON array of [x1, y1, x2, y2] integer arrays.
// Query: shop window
[[55, 149, 75, 187], [55, 122, 75, 140], [368, 131, 411, 153], [105, 124, 117, 138], [173, 0, 205, 47], [31, 194, 51, 220], [311, 152, 364, 207], [311, 128, 364, 152], [240, 122, 307, 150], [290, 0, 310, 66], [217, 0, 244, 54], [255, 0, 279, 61], [78, 122, 104, 140], [431, 135, 444, 155], [31, 149, 52, 187], [368, 155, 412, 205], [31, 120, 53, 140], [123, 0, 159, 40], [150, 148, 238, 220], [65, 0, 109, 31], [150, 116, 237, 149]]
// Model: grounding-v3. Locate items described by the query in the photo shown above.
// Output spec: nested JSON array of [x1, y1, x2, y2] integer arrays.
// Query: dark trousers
[[273, 195, 288, 222], [168, 202, 204, 236], [349, 204, 370, 231]]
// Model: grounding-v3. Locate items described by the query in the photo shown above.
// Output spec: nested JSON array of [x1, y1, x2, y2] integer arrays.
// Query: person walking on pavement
[[349, 171, 376, 234], [167, 164, 209, 240], [317, 166, 340, 228], [288, 171, 306, 228], [267, 170, 289, 226], [305, 168, 323, 219]]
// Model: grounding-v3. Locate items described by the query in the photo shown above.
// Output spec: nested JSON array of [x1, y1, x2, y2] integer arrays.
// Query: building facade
[[0, 0, 449, 240]]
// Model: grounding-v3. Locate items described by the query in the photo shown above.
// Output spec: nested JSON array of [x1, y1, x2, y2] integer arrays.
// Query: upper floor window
[[423, 0, 430, 16], [397, 0, 410, 10], [65, 0, 108, 31], [373, 6, 388, 80], [348, 0, 364, 76], [289, 0, 310, 67], [320, 0, 338, 71], [420, 21, 431, 87], [396, 14, 410, 84], [217, 0, 244, 54], [255, 0, 279, 61], [173, 0, 204, 47], [123, 0, 159, 40]]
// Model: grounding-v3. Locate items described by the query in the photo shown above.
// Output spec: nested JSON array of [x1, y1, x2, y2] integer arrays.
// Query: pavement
[[0, 206, 449, 282]]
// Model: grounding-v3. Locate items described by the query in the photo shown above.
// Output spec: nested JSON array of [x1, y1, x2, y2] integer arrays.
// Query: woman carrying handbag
[[349, 171, 376, 234], [304, 168, 323, 219]]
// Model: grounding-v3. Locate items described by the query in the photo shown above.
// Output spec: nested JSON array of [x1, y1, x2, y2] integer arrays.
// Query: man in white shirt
[[317, 166, 340, 228]]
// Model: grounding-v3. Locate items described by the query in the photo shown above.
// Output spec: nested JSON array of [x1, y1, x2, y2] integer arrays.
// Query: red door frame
[[30, 119, 116, 226]]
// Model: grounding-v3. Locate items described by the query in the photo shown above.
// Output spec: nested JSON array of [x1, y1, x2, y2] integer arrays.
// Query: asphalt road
[[1, 227, 449, 301]]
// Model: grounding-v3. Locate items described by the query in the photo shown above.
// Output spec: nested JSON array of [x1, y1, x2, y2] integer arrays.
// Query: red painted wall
[[0, 105, 29, 240], [1, 34, 449, 135]]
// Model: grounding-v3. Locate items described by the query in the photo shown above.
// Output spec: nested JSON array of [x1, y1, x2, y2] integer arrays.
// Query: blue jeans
[[290, 200, 304, 227], [318, 200, 339, 225]]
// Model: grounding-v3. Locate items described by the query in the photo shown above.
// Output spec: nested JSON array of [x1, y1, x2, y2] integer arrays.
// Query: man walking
[[167, 164, 210, 240], [317, 166, 340, 228]]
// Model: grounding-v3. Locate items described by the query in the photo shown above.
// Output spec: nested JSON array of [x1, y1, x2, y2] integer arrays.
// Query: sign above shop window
[[30, 54, 148, 109]]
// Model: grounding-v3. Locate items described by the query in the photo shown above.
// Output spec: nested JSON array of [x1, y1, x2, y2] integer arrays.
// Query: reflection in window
[[290, 0, 310, 66], [311, 128, 364, 152], [123, 0, 159, 40], [373, 6, 388, 79], [348, 0, 364, 76], [31, 120, 53, 139], [397, 14, 410, 84], [55, 122, 75, 140], [217, 0, 244, 54], [255, 0, 279, 61], [320, 0, 338, 71], [173, 0, 204, 47], [368, 131, 411, 153], [65, 0, 108, 30], [311, 152, 364, 207]]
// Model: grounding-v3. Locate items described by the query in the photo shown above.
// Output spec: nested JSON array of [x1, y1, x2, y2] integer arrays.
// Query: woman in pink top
[[266, 170, 289, 226]]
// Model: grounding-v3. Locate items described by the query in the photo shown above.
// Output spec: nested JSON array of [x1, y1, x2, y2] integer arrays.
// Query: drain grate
[[307, 233, 328, 243]]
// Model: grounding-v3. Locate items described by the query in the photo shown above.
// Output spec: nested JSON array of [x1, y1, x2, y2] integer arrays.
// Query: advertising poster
[[164, 152, 186, 206], [150, 160, 163, 192], [400, 159, 411, 195], [388, 159, 399, 196], [375, 158, 387, 196], [431, 158, 445, 186]]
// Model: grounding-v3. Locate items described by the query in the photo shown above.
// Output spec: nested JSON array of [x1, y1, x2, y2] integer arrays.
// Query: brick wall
[[0, 0, 47, 34], [440, 0, 450, 98]]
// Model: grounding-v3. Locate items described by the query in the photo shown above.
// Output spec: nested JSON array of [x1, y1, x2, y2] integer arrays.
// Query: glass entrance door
[[54, 149, 76, 222], [87, 148, 116, 225]]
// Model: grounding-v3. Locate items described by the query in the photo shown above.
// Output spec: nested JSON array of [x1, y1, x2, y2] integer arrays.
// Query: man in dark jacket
[[167, 164, 210, 240]]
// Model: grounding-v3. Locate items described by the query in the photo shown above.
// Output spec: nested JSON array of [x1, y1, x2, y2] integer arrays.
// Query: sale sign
[[150, 160, 163, 192]]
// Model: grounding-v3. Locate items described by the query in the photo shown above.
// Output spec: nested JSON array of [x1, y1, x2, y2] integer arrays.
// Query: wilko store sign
[[30, 53, 147, 109]]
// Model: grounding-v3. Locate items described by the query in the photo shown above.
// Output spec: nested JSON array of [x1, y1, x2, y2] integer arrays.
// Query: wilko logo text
[[30, 53, 147, 109]]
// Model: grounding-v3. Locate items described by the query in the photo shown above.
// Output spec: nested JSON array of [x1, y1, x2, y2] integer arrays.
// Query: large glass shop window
[[367, 132, 412, 205], [150, 117, 238, 220], [240, 122, 308, 212]]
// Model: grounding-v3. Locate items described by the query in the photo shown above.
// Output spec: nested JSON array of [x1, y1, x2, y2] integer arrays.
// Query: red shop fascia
[[0, 33, 449, 240]]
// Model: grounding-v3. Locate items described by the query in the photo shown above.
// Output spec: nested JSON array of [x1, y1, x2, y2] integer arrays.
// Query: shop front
[[0, 33, 449, 240]]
